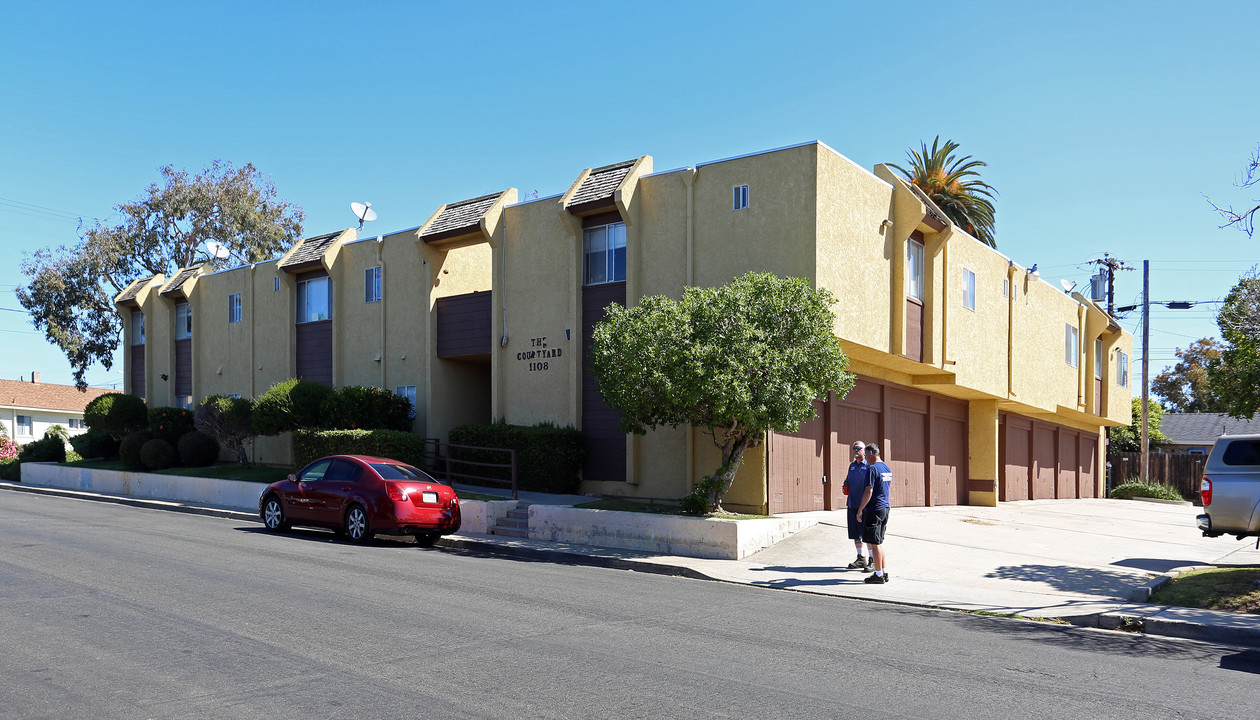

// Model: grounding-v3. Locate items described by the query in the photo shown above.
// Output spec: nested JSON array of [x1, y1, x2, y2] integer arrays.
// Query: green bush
[[680, 475, 725, 516], [69, 429, 121, 459], [323, 385, 413, 431], [178, 430, 221, 467], [149, 406, 195, 446], [253, 378, 332, 435], [119, 430, 155, 471], [447, 420, 584, 494], [1111, 480, 1186, 502], [0, 458, 19, 482], [84, 393, 148, 439], [292, 429, 427, 471], [140, 438, 179, 471], [18, 436, 66, 464], [44, 425, 70, 442]]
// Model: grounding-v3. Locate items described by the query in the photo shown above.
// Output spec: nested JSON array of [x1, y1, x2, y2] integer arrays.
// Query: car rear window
[[370, 463, 432, 481], [1222, 440, 1260, 466]]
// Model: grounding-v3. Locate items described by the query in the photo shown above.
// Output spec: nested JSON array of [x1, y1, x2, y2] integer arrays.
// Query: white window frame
[[296, 276, 332, 323], [174, 302, 192, 340], [1094, 338, 1103, 380], [365, 267, 382, 303], [1119, 351, 1130, 387], [16, 415, 32, 437], [1065, 324, 1079, 367], [395, 385, 417, 420], [228, 293, 242, 323], [131, 311, 145, 346], [582, 222, 627, 286], [69, 418, 84, 430], [961, 268, 976, 311], [907, 239, 925, 301], [733, 184, 749, 210]]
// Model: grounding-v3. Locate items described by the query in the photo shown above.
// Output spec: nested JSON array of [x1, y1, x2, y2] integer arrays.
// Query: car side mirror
[[288, 473, 298, 483]]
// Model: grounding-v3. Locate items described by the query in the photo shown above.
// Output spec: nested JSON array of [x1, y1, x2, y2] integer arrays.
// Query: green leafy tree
[[17, 161, 304, 388], [590, 272, 855, 514], [1109, 399, 1172, 453], [890, 136, 998, 247], [1208, 272, 1260, 418], [1151, 338, 1225, 413]]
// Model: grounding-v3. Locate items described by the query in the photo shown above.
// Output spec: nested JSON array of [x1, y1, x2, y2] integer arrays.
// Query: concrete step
[[506, 509, 529, 521], [496, 517, 528, 530], [490, 526, 529, 538]]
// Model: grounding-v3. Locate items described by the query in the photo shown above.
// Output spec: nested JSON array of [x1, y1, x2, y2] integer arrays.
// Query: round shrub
[[178, 430, 221, 467], [253, 378, 332, 436], [17, 436, 66, 464], [324, 385, 413, 431], [69, 429, 120, 460], [84, 393, 148, 438], [149, 407, 195, 446], [140, 438, 178, 471], [119, 430, 154, 471]]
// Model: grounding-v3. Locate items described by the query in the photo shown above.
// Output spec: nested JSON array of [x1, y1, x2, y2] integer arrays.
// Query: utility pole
[[1140, 260, 1150, 483], [1089, 253, 1133, 315]]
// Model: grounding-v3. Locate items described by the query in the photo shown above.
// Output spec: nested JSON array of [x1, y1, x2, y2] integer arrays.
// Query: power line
[[0, 196, 85, 222]]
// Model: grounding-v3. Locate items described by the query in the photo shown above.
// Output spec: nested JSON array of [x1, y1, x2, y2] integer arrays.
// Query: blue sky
[[2, 1, 1257, 393]]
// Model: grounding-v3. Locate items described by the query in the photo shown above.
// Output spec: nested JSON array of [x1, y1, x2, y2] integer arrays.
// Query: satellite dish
[[351, 201, 377, 230], [205, 241, 230, 260], [1060, 279, 1078, 293]]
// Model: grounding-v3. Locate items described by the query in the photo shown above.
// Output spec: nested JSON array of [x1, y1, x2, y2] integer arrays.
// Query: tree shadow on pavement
[[984, 564, 1151, 596], [1112, 558, 1204, 573]]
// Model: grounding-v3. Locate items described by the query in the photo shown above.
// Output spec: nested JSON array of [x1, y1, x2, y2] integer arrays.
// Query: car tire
[[415, 532, 439, 548], [344, 504, 373, 543], [261, 495, 289, 532]]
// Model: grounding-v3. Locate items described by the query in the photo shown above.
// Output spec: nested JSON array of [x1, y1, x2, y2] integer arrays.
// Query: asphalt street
[[3, 491, 1260, 719]]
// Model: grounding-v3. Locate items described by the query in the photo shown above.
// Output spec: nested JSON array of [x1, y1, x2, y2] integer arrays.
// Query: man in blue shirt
[[856, 443, 892, 584], [843, 440, 872, 569]]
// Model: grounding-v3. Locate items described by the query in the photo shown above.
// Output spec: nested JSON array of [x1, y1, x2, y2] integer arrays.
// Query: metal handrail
[[424, 439, 518, 500]]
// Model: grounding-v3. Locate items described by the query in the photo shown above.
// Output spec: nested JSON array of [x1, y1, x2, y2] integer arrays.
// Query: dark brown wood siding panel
[[582, 282, 626, 482], [581, 210, 623, 228], [174, 339, 192, 397], [1095, 377, 1102, 416], [130, 344, 145, 399], [905, 298, 923, 363], [436, 292, 492, 358], [768, 400, 827, 515], [296, 320, 333, 386]]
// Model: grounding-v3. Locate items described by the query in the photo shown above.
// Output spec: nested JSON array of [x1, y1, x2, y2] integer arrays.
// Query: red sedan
[[259, 455, 461, 546]]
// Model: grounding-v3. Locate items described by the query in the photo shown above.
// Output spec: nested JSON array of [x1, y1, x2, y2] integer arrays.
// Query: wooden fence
[[1107, 452, 1206, 503]]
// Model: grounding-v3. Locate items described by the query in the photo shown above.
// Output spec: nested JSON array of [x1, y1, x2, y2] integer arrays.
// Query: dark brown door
[[931, 413, 967, 506], [1003, 415, 1031, 501], [1079, 435, 1098, 498], [581, 282, 626, 483], [1033, 425, 1057, 499], [888, 405, 927, 507], [1058, 431, 1079, 499], [768, 401, 827, 515]]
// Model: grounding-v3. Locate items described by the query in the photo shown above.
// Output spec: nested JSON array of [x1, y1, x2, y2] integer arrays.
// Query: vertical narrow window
[[1119, 351, 1130, 387], [131, 311, 145, 345], [1094, 338, 1103, 379], [733, 184, 749, 210], [395, 385, 417, 420], [1065, 324, 1079, 367], [228, 293, 242, 323], [907, 239, 925, 301], [582, 222, 626, 286], [961, 268, 976, 310], [296, 276, 331, 323], [1003, 278, 1009, 297], [16, 415, 32, 437], [274, 276, 281, 292], [365, 267, 382, 303], [174, 302, 192, 340]]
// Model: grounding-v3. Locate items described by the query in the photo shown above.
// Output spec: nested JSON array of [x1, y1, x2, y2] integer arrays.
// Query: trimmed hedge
[[178, 430, 221, 467], [292, 429, 427, 471], [323, 385, 413, 432], [140, 438, 179, 471], [84, 393, 148, 438], [0, 458, 19, 482], [119, 430, 155, 471], [149, 407, 195, 446], [253, 378, 333, 436], [69, 429, 119, 459], [447, 421, 584, 494], [18, 436, 66, 464]]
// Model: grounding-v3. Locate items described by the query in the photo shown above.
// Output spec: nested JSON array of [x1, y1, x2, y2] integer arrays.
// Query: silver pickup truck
[[1197, 433, 1260, 542]]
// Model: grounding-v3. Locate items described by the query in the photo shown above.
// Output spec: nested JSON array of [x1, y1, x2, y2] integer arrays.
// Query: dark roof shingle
[[567, 160, 635, 208], [159, 266, 201, 297], [116, 276, 153, 305], [420, 193, 503, 239], [279, 231, 342, 269], [1161, 413, 1260, 445]]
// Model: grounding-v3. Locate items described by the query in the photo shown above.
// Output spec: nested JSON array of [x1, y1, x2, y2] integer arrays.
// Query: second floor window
[[296, 276, 332, 323], [733, 184, 749, 210], [1094, 338, 1103, 379], [961, 268, 976, 311], [175, 302, 192, 340], [229, 293, 242, 323], [365, 267, 382, 303], [907, 239, 925, 301], [1065, 324, 1079, 367], [583, 222, 626, 286], [131, 311, 145, 345], [1119, 351, 1130, 387]]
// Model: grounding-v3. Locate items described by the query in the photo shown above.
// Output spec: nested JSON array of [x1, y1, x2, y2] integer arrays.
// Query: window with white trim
[[174, 302, 192, 340], [733, 184, 749, 210], [961, 268, 976, 311], [582, 222, 626, 286], [907, 239, 925, 301], [69, 418, 85, 430], [1118, 351, 1130, 387], [131, 311, 145, 345], [1065, 324, 1079, 367], [1094, 338, 1103, 379], [228, 293, 242, 323], [365, 267, 382, 303], [16, 415, 32, 437], [296, 276, 332, 323]]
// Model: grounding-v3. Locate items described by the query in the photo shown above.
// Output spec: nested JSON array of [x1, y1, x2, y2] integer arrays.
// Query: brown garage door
[[888, 388, 927, 508], [1002, 415, 1032, 501], [1033, 424, 1057, 499], [767, 400, 827, 515], [931, 399, 968, 506], [1079, 435, 1098, 498], [1058, 431, 1079, 499], [1003, 415, 1104, 500]]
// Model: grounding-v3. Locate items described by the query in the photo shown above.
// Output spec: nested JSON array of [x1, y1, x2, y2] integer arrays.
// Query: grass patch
[[61, 459, 291, 484], [969, 610, 1071, 625], [1111, 480, 1186, 502], [1150, 566, 1260, 614]]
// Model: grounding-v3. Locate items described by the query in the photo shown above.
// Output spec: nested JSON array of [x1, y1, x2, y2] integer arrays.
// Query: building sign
[[517, 336, 562, 372]]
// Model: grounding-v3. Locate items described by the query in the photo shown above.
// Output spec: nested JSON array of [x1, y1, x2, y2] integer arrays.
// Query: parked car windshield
[[370, 463, 433, 481]]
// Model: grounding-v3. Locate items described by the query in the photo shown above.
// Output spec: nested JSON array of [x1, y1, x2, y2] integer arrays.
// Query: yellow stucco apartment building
[[115, 141, 1133, 514]]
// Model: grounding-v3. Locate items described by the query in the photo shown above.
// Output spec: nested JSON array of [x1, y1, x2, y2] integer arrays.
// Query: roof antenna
[[351, 201, 377, 231]]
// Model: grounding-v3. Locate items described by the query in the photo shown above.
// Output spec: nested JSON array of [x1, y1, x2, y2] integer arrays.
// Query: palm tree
[[890, 137, 998, 247]]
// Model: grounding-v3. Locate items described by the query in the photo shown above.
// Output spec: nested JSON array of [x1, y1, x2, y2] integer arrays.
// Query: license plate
[[421, 491, 439, 504]]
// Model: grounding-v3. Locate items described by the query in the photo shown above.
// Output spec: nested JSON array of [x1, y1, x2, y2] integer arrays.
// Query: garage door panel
[[889, 408, 926, 507], [931, 416, 966, 506], [1079, 435, 1098, 498], [768, 401, 826, 514], [1033, 425, 1057, 499], [1058, 431, 1078, 499]]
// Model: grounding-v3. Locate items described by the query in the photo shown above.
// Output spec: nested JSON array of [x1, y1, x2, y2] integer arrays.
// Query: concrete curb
[[0, 480, 259, 523], [434, 535, 713, 581]]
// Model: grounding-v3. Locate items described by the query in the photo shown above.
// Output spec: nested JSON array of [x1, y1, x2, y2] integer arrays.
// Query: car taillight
[[1201, 478, 1212, 507], [386, 482, 406, 501]]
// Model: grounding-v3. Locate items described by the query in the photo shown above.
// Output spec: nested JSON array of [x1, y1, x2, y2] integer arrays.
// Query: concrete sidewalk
[[5, 481, 1259, 647]]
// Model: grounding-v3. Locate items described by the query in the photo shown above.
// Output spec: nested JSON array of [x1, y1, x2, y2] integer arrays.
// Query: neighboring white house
[[0, 374, 112, 444]]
